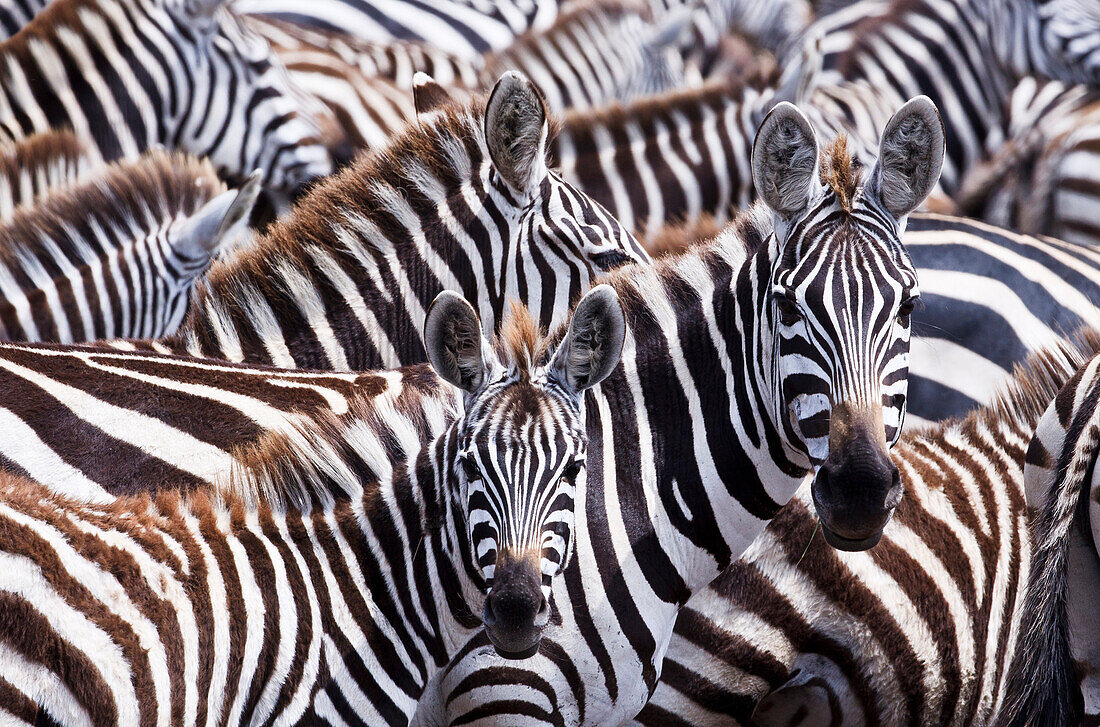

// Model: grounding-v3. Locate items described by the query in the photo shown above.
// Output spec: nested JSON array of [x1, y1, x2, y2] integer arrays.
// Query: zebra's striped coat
[[0, 129, 98, 219]]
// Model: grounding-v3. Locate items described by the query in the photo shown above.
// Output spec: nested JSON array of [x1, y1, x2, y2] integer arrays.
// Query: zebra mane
[[498, 301, 550, 379], [0, 149, 224, 269], [0, 129, 91, 190], [977, 328, 1100, 430], [820, 134, 861, 212]]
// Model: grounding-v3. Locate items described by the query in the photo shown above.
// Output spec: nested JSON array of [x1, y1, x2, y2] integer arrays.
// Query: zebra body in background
[[0, 151, 259, 343], [548, 80, 1100, 423], [632, 332, 1100, 727], [479, 0, 692, 114], [0, 0, 332, 202], [140, 72, 646, 371], [0, 0, 44, 37], [647, 0, 812, 62], [0, 129, 98, 219], [416, 98, 944, 726], [789, 0, 1100, 194], [0, 288, 625, 726], [233, 0, 561, 59], [954, 77, 1100, 248]]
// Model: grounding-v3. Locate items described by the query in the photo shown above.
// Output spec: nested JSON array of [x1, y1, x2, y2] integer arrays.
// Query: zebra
[[132, 71, 648, 372], [412, 97, 945, 726], [0, 0, 44, 37], [0, 128, 99, 219], [785, 0, 1100, 195], [619, 331, 1100, 727], [233, 0, 562, 60], [646, 0, 812, 63], [0, 150, 259, 343], [953, 77, 1100, 249], [479, 0, 693, 115], [997, 341, 1100, 726], [0, 0, 333, 205], [0, 285, 626, 725], [549, 80, 1100, 424]]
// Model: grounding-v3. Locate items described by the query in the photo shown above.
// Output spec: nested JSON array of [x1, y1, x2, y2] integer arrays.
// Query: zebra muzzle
[[481, 552, 550, 659]]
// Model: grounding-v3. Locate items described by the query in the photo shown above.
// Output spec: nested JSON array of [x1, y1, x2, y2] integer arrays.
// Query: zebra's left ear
[[425, 291, 494, 394], [752, 102, 823, 223], [485, 71, 549, 197], [172, 170, 261, 259], [550, 285, 626, 396], [867, 96, 945, 220]]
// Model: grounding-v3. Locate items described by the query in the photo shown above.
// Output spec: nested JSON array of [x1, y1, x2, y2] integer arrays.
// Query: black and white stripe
[[0, 128, 98, 218], [0, 0, 332, 202], [418, 99, 944, 726], [0, 150, 258, 342]]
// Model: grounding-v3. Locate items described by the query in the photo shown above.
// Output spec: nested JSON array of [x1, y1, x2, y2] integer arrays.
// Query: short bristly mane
[[497, 301, 547, 380], [0, 149, 223, 269], [821, 134, 861, 212]]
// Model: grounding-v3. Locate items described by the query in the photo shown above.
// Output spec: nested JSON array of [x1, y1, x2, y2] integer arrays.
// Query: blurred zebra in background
[[0, 129, 97, 219], [0, 151, 258, 343]]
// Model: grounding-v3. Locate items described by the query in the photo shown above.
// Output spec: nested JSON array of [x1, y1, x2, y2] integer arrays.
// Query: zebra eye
[[897, 296, 919, 323], [460, 454, 481, 482], [562, 460, 583, 482], [773, 294, 802, 326]]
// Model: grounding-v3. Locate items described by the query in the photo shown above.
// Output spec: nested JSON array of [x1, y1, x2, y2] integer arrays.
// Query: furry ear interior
[[172, 170, 261, 259], [413, 72, 455, 119], [424, 291, 490, 393], [751, 101, 822, 219], [484, 71, 549, 195], [867, 95, 945, 219], [549, 285, 626, 395]]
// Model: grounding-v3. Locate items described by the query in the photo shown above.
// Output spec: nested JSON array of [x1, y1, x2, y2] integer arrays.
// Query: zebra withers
[[158, 71, 647, 371], [0, 287, 624, 725], [0, 0, 333, 202], [419, 97, 944, 726], [0, 150, 259, 343]]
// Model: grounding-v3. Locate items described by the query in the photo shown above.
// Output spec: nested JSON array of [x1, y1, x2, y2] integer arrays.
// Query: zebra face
[[425, 286, 625, 659], [752, 97, 944, 552], [165, 0, 333, 203]]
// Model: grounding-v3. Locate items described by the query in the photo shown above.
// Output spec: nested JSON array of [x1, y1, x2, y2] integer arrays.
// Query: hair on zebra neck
[[0, 129, 89, 185], [821, 134, 861, 212]]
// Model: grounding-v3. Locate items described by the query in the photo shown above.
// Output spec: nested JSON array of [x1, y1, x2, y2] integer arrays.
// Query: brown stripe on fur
[[820, 135, 861, 212], [642, 215, 726, 258]]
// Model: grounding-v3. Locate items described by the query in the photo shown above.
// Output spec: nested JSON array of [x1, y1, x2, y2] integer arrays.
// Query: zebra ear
[[425, 291, 491, 393], [172, 170, 261, 258], [485, 71, 549, 196], [867, 96, 945, 220], [549, 285, 626, 395], [413, 72, 455, 119], [751, 101, 822, 220]]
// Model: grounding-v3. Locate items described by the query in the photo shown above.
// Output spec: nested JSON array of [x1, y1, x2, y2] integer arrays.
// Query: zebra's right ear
[[172, 170, 261, 258], [485, 71, 549, 197], [413, 72, 455, 121], [549, 285, 626, 396], [752, 102, 822, 221], [425, 291, 492, 393]]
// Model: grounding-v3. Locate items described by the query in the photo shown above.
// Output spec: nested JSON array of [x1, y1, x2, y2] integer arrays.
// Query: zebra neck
[[599, 235, 809, 596]]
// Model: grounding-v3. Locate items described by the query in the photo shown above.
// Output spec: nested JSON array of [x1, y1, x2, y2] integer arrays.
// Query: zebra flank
[[0, 0, 333, 200], [160, 71, 646, 371], [0, 129, 99, 219], [0, 150, 259, 343]]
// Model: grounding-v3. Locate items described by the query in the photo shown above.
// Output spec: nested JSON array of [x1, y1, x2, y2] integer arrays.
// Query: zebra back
[[0, 129, 99, 220], [0, 150, 259, 343]]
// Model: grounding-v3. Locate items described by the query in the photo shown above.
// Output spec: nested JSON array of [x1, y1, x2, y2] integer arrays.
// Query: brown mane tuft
[[821, 134, 861, 212]]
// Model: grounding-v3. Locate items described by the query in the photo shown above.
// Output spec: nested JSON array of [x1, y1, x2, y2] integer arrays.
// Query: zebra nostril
[[533, 596, 550, 628], [482, 598, 497, 628]]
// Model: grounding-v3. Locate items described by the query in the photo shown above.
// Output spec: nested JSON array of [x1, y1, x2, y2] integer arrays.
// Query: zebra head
[[425, 286, 626, 659], [1025, 0, 1100, 84], [161, 0, 333, 204], [752, 97, 944, 551], [473, 71, 651, 275]]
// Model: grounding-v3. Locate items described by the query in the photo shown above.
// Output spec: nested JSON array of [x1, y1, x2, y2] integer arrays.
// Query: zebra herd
[[0, 0, 1098, 725]]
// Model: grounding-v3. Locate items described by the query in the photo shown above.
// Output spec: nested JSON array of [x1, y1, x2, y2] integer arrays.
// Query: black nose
[[482, 555, 550, 659], [812, 430, 902, 552]]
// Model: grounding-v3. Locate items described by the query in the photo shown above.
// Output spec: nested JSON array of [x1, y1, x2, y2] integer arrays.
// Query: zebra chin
[[481, 551, 552, 660]]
